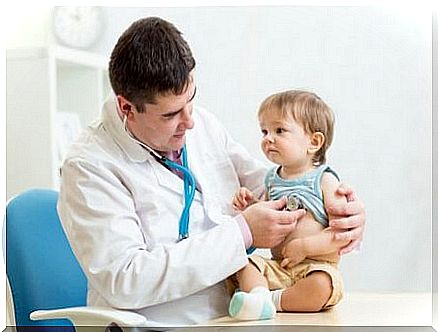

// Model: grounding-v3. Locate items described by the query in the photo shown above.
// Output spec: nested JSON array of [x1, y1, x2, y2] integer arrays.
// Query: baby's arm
[[280, 172, 351, 267], [232, 187, 263, 211], [271, 242, 284, 260], [280, 228, 349, 267]]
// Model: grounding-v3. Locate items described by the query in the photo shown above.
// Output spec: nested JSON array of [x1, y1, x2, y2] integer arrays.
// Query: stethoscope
[[122, 115, 196, 242]]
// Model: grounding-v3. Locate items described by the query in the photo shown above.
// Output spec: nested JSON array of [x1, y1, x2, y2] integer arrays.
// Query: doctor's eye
[[161, 111, 180, 120]]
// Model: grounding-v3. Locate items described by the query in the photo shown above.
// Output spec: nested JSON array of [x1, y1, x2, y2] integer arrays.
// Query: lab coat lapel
[[150, 152, 202, 202], [150, 159, 185, 196], [184, 131, 206, 201]]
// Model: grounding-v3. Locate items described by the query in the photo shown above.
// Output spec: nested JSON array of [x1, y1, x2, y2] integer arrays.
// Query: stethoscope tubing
[[123, 113, 256, 254], [163, 148, 196, 240], [122, 114, 196, 241]]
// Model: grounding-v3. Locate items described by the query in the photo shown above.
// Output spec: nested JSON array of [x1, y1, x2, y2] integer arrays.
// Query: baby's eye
[[261, 129, 268, 136], [276, 128, 285, 134]]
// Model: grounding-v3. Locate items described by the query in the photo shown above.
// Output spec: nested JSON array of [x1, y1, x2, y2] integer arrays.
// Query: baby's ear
[[308, 132, 325, 154]]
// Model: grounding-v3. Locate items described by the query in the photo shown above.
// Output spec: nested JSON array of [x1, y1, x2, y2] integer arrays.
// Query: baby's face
[[258, 110, 313, 171]]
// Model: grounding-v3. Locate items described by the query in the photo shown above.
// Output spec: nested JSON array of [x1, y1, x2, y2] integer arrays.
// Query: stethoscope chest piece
[[286, 195, 305, 211]]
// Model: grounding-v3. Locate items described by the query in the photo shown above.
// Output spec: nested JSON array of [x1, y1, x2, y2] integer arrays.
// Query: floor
[[202, 292, 432, 327]]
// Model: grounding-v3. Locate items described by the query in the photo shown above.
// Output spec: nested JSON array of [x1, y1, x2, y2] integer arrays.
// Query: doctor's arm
[[216, 119, 268, 196], [240, 198, 304, 248], [58, 158, 249, 309]]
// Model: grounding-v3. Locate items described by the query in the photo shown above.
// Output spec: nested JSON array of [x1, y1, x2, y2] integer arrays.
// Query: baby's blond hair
[[258, 90, 335, 166]]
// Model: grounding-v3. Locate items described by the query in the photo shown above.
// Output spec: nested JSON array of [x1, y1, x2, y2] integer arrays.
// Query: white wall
[[93, 6, 432, 293], [432, 10, 437, 329], [6, 6, 432, 293], [3, 5, 52, 48]]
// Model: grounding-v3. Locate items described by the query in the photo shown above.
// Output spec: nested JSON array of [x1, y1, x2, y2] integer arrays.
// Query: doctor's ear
[[117, 95, 135, 119], [307, 132, 325, 154]]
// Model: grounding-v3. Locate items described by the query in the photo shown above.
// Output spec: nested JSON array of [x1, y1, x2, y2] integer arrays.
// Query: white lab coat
[[58, 96, 268, 325]]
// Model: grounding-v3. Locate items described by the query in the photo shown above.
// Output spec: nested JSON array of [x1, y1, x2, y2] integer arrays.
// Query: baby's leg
[[281, 271, 332, 312], [229, 263, 276, 320], [237, 261, 268, 291]]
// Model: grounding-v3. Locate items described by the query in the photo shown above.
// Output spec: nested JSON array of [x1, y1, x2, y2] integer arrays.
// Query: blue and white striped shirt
[[265, 165, 339, 227]]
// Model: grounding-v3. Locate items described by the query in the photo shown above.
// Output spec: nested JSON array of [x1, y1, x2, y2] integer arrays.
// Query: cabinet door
[[56, 63, 109, 126], [7, 55, 56, 199], [54, 62, 110, 180], [6, 47, 111, 199]]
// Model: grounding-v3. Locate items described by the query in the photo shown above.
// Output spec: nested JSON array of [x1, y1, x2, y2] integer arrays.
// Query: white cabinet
[[6, 45, 111, 199]]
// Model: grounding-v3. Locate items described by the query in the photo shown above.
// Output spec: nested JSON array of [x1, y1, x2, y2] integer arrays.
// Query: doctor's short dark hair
[[109, 17, 196, 112], [258, 90, 335, 166]]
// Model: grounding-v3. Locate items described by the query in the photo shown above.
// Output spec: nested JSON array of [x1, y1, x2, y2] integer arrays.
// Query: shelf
[[7, 45, 108, 70], [6, 45, 112, 199], [51, 45, 108, 70]]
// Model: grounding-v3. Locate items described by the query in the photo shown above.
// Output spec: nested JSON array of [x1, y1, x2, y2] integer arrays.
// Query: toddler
[[229, 90, 351, 320]]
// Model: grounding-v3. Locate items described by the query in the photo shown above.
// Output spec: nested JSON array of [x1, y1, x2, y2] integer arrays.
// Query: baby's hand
[[280, 239, 306, 269], [232, 187, 257, 211]]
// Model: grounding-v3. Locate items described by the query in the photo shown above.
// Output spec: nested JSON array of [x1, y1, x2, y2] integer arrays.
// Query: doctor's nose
[[181, 107, 194, 130]]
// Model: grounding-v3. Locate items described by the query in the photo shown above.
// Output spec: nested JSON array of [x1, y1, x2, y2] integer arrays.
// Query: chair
[[5, 189, 148, 330]]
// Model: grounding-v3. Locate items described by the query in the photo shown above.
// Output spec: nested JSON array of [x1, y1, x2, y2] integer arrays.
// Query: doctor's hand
[[241, 197, 306, 248], [327, 183, 366, 255]]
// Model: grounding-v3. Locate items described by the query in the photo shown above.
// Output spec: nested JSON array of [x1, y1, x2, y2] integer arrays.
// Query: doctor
[[58, 17, 365, 325]]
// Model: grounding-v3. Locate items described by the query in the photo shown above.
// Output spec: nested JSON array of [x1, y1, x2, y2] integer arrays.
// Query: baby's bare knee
[[305, 271, 333, 311]]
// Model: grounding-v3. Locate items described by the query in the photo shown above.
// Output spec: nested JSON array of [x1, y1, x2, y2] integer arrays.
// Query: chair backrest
[[6, 189, 87, 327]]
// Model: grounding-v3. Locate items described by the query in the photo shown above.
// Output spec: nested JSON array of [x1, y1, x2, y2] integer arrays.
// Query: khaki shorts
[[228, 255, 343, 309]]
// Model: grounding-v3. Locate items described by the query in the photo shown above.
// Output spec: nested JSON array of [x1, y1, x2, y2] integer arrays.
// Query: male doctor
[[58, 17, 365, 325]]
